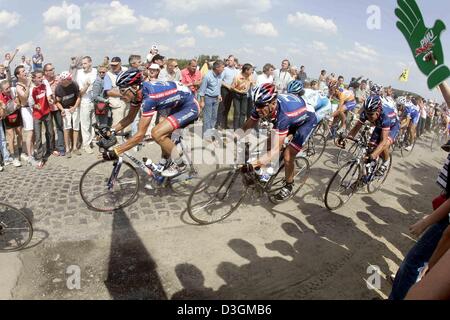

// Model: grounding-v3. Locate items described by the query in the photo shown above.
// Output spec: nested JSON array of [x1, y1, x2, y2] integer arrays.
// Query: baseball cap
[[110, 57, 122, 65], [149, 63, 160, 70]]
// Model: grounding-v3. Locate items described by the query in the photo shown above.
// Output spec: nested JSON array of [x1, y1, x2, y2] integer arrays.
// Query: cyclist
[[402, 96, 421, 151], [239, 83, 317, 201], [287, 79, 332, 126], [102, 68, 201, 178], [328, 79, 357, 137], [342, 95, 400, 177]]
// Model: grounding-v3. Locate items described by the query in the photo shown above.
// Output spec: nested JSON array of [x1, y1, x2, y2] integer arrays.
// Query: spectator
[[159, 59, 181, 82], [18, 56, 32, 74], [319, 70, 327, 91], [0, 65, 7, 80], [148, 63, 161, 81], [32, 47, 44, 71], [289, 66, 299, 80], [181, 59, 202, 96], [354, 80, 368, 111], [55, 72, 81, 158], [103, 56, 110, 68], [256, 63, 275, 86], [337, 75, 345, 88], [76, 56, 97, 154], [92, 65, 111, 127], [0, 103, 12, 169], [31, 70, 54, 168], [104, 57, 128, 126], [14, 66, 34, 163], [298, 65, 307, 83], [218, 55, 239, 130], [128, 55, 142, 69], [231, 64, 255, 129], [382, 86, 396, 110], [417, 97, 427, 138], [69, 56, 83, 83], [0, 80, 22, 167], [3, 49, 19, 69], [199, 60, 225, 141], [273, 59, 293, 94], [426, 101, 435, 132], [151, 54, 165, 69], [44, 63, 65, 156]]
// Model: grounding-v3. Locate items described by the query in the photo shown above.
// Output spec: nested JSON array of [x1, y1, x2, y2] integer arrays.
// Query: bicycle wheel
[[0, 203, 33, 252], [267, 157, 310, 204], [79, 160, 140, 212], [324, 161, 362, 211], [336, 141, 359, 167], [305, 133, 327, 167], [187, 167, 247, 225], [400, 135, 416, 158], [367, 154, 393, 194]]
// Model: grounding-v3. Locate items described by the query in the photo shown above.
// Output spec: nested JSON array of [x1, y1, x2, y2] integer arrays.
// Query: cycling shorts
[[369, 122, 400, 146], [288, 113, 317, 152], [166, 96, 200, 130]]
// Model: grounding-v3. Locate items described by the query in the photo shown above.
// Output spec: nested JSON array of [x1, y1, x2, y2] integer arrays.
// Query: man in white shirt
[[273, 59, 293, 93], [76, 56, 97, 154], [256, 63, 275, 86]]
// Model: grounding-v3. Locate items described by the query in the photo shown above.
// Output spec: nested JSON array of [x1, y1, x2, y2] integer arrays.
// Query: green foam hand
[[395, 0, 450, 89]]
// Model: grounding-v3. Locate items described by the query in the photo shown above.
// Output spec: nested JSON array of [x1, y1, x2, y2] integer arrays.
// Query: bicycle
[[324, 128, 393, 211], [186, 140, 310, 225], [430, 126, 448, 152], [391, 127, 416, 157], [79, 125, 218, 212], [0, 203, 33, 252], [335, 123, 372, 167]]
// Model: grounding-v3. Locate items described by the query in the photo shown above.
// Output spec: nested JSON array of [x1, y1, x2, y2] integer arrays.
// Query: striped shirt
[[437, 154, 450, 191]]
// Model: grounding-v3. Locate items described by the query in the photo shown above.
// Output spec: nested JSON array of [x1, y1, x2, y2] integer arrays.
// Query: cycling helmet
[[364, 95, 383, 113], [252, 83, 277, 106], [370, 84, 383, 95], [287, 80, 304, 95], [59, 71, 72, 81], [328, 79, 338, 89], [116, 68, 143, 89], [396, 96, 407, 106]]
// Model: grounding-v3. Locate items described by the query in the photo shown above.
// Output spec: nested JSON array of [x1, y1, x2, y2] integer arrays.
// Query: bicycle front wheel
[[336, 141, 359, 167], [324, 161, 362, 211], [0, 203, 33, 252], [79, 160, 140, 212], [367, 154, 393, 194], [187, 167, 247, 225], [305, 133, 327, 167]]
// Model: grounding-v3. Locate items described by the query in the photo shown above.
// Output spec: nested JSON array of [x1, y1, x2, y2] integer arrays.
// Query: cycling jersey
[[141, 81, 199, 129], [250, 94, 317, 151], [336, 88, 356, 112], [402, 102, 420, 125], [359, 104, 400, 144], [301, 89, 332, 123]]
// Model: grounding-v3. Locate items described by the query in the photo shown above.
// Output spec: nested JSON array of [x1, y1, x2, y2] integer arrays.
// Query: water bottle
[[255, 167, 271, 183]]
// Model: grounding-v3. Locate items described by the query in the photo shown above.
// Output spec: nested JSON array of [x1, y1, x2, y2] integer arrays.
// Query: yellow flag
[[399, 68, 409, 82], [200, 63, 209, 77]]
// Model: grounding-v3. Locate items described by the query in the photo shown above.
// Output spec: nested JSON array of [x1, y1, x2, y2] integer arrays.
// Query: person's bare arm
[[405, 249, 450, 300], [410, 198, 450, 237], [428, 226, 450, 269], [9, 48, 19, 65], [114, 115, 152, 155], [106, 88, 122, 98], [113, 106, 140, 133], [438, 82, 450, 106]]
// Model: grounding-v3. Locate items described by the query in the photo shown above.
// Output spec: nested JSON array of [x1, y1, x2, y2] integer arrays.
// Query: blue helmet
[[287, 80, 304, 95], [364, 95, 383, 113]]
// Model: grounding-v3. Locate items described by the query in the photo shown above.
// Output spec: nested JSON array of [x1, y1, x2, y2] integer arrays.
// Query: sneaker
[[273, 183, 294, 202], [161, 161, 187, 178], [74, 149, 82, 156], [59, 151, 66, 157], [404, 145, 413, 152], [12, 158, 22, 167], [375, 164, 388, 177], [28, 156, 37, 166], [442, 140, 450, 152], [3, 159, 13, 166], [20, 154, 29, 162], [84, 146, 94, 154]]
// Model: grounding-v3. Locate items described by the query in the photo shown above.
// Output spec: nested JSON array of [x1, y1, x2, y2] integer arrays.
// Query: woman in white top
[[256, 63, 275, 87]]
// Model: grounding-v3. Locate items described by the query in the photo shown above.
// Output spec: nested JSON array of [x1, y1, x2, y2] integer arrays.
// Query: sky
[[0, 0, 450, 101]]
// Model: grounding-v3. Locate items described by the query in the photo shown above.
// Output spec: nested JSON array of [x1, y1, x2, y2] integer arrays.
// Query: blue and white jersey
[[141, 81, 193, 118], [359, 104, 400, 130], [403, 101, 420, 119], [251, 94, 314, 136]]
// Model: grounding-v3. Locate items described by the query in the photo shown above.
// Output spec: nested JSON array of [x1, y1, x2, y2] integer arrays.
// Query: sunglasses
[[255, 102, 270, 109]]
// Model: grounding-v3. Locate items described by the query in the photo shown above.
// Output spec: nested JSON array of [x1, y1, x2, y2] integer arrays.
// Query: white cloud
[[175, 24, 191, 35], [242, 20, 278, 37], [287, 12, 337, 34], [44, 26, 71, 41], [176, 37, 196, 48], [263, 46, 277, 54], [336, 42, 378, 62], [17, 42, 34, 55], [162, 0, 271, 14], [85, 1, 138, 33], [42, 1, 75, 24], [137, 17, 172, 33], [309, 41, 328, 52], [196, 25, 225, 38], [0, 10, 20, 29]]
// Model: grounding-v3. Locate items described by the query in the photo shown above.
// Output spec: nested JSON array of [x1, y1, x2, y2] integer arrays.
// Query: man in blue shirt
[[32, 47, 44, 71], [198, 60, 225, 140]]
